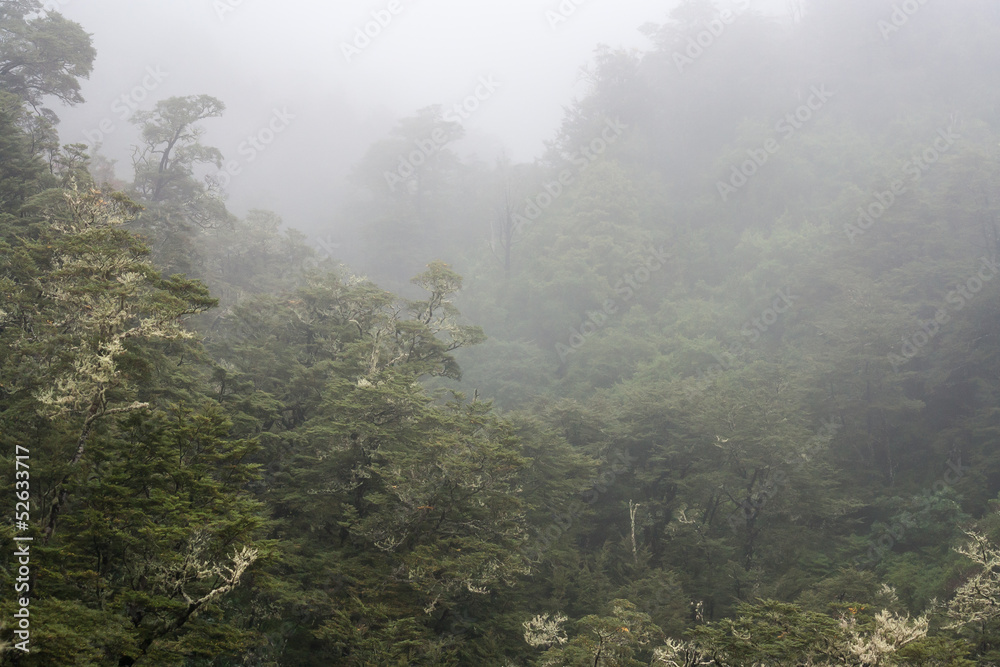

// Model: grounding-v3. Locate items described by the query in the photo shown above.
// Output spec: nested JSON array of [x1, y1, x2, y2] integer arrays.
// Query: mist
[[5, 0, 1000, 664], [51, 0, 719, 227]]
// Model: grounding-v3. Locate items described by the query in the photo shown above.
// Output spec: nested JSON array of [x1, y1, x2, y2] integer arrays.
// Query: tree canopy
[[4, 0, 1000, 664]]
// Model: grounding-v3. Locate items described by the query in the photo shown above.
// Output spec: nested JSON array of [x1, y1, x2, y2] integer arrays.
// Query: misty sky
[[49, 0, 788, 230]]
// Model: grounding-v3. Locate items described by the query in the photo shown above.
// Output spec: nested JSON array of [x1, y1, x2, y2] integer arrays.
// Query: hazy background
[[50, 0, 790, 231]]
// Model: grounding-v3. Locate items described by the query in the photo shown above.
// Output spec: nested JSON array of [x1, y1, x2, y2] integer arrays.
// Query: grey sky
[[51, 0, 787, 228]]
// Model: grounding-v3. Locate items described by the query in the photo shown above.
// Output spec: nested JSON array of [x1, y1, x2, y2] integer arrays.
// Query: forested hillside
[[3, 0, 1000, 664]]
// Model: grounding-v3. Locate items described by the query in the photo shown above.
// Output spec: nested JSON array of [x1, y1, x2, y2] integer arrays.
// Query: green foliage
[[19, 405, 264, 666], [5, 0, 1000, 664], [0, 179, 261, 664], [128, 95, 229, 275], [0, 1, 95, 112], [0, 92, 51, 209], [534, 600, 664, 667], [689, 599, 845, 664]]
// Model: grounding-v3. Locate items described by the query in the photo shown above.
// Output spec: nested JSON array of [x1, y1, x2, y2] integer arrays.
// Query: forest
[[2, 0, 1000, 664]]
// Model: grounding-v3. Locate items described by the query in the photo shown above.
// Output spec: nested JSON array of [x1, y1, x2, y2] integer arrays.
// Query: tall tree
[[128, 95, 229, 274], [0, 1, 95, 115]]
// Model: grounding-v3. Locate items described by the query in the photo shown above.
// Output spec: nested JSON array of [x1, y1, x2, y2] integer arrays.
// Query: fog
[[12, 1, 1000, 663], [52, 0, 787, 230]]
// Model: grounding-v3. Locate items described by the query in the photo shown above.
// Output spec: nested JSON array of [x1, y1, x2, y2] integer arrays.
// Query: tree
[[0, 90, 49, 211], [0, 1, 95, 115], [946, 511, 1000, 658], [6, 187, 215, 541], [195, 262, 563, 664], [129, 95, 229, 275], [11, 405, 264, 666], [530, 600, 663, 667], [0, 183, 263, 665], [675, 592, 937, 666], [130, 95, 225, 205], [349, 106, 470, 286], [488, 157, 533, 282], [198, 208, 318, 307]]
